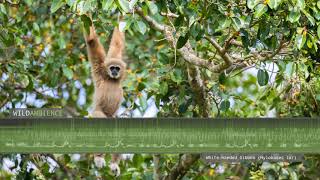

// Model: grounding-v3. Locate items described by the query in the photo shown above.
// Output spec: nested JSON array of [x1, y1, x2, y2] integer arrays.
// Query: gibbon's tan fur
[[84, 24, 126, 117]]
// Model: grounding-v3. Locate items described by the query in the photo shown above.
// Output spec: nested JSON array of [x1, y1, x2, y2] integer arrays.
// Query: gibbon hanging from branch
[[84, 21, 126, 117], [83, 19, 126, 176]]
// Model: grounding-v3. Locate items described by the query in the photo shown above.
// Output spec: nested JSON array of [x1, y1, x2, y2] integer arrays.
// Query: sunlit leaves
[[134, 21, 147, 34], [302, 10, 315, 26], [288, 9, 301, 23], [296, 0, 305, 10], [0, 4, 6, 15], [147, 1, 158, 15], [50, 0, 65, 13], [254, 4, 268, 18], [295, 29, 307, 50], [117, 0, 130, 13], [318, 25, 320, 39], [257, 69, 269, 86], [63, 66, 73, 80], [102, 0, 114, 12], [267, 0, 282, 10], [247, 0, 260, 10]]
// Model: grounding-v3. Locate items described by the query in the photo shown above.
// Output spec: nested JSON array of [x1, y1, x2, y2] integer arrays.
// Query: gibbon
[[84, 22, 126, 176], [84, 24, 126, 117]]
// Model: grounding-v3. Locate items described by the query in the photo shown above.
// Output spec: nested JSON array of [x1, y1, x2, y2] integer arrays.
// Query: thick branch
[[163, 154, 200, 180]]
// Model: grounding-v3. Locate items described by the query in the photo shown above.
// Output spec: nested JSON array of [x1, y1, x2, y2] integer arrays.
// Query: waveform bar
[[0, 118, 320, 153]]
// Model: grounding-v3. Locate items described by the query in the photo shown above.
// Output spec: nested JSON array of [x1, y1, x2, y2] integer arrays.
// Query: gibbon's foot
[[94, 155, 106, 169], [109, 162, 121, 177]]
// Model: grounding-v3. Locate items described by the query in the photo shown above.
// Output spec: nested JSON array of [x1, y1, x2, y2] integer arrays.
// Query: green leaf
[[117, 0, 130, 13], [240, 29, 250, 52], [302, 10, 315, 26], [176, 33, 189, 49], [102, 0, 114, 12], [63, 66, 73, 80], [0, 4, 6, 15], [147, 1, 158, 15], [81, 14, 92, 34], [254, 4, 268, 18], [267, 0, 281, 9], [296, 0, 305, 10], [129, 0, 138, 10], [257, 69, 269, 86], [50, 0, 65, 13], [159, 82, 168, 95], [247, 0, 260, 10], [135, 21, 147, 34], [318, 1, 320, 9], [66, 0, 75, 6], [288, 10, 301, 23], [295, 33, 306, 50], [220, 100, 230, 111], [0, 32, 15, 47], [318, 25, 320, 39], [33, 22, 40, 33]]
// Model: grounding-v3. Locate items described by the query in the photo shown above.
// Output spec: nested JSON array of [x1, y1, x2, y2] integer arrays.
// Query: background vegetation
[[1, 0, 320, 179]]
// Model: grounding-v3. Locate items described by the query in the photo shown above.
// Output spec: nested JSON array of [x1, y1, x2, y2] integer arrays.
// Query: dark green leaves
[[220, 100, 230, 111], [176, 33, 189, 49], [257, 69, 269, 86], [50, 0, 65, 13], [0, 31, 15, 47], [80, 15, 92, 34]]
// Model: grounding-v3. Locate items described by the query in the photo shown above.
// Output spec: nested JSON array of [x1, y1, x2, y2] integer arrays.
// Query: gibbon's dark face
[[107, 65, 122, 79]]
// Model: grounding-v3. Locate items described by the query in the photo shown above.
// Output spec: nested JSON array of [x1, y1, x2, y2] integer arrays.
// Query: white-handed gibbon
[[84, 23, 126, 117], [84, 21, 126, 176]]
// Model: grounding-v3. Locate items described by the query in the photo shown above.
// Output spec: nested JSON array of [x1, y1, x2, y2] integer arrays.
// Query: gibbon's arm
[[107, 27, 125, 59], [84, 25, 107, 79]]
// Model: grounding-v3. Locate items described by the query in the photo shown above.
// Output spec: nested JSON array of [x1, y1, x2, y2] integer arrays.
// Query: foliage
[[1, 0, 320, 179]]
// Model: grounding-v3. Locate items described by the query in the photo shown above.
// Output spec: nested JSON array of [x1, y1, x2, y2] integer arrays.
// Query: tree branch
[[153, 154, 161, 180], [204, 35, 233, 67], [163, 154, 200, 180], [136, 8, 232, 73]]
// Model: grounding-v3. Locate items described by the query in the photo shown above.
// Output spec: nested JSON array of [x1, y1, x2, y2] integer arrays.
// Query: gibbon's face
[[107, 64, 122, 79]]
